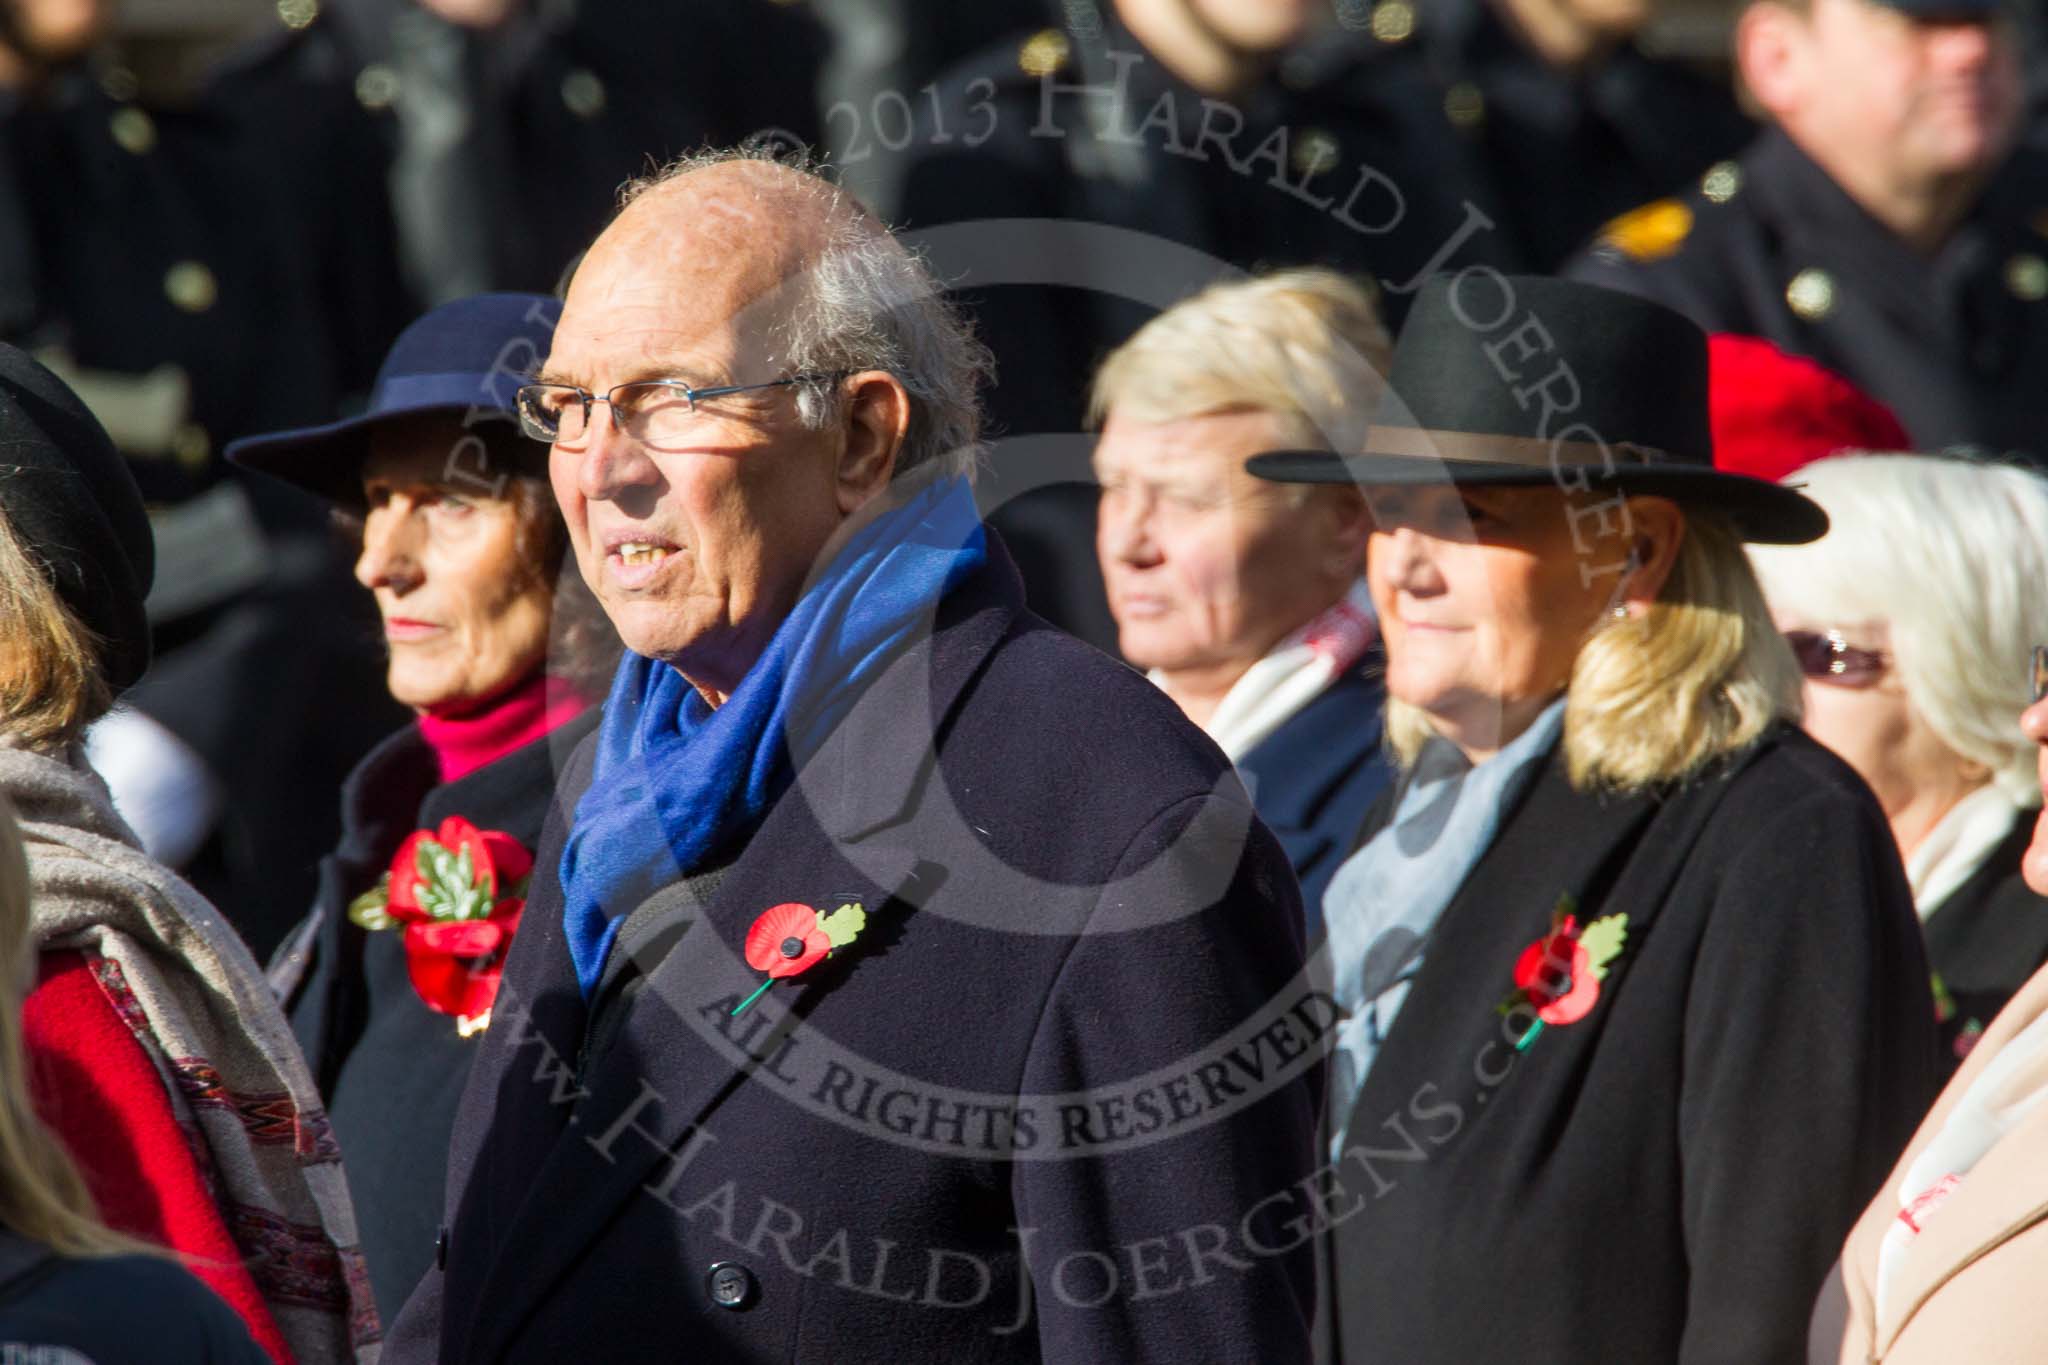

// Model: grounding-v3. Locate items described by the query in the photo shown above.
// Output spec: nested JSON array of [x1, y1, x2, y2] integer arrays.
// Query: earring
[[1611, 604, 1629, 620]]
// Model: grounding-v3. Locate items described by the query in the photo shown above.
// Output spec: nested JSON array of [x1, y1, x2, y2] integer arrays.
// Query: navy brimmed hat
[[0, 345, 155, 692], [1248, 273, 1829, 545], [226, 292, 558, 507], [1869, 0, 2004, 16]]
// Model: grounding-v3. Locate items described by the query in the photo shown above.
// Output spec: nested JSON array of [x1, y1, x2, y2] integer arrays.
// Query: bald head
[[576, 157, 896, 372]]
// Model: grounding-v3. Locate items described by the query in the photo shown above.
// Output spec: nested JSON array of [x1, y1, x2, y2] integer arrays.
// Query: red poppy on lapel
[[1500, 897, 1630, 1051], [346, 815, 534, 1034], [745, 903, 832, 979], [732, 901, 869, 1016]]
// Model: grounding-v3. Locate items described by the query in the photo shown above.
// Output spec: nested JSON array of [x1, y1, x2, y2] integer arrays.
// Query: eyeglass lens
[[1784, 630, 1887, 687]]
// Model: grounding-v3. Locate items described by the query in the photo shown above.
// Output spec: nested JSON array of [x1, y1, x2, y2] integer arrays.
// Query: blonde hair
[[0, 505, 111, 751], [1386, 512, 1803, 791], [1749, 453, 2048, 807], [0, 795, 139, 1255], [1087, 268, 1392, 455]]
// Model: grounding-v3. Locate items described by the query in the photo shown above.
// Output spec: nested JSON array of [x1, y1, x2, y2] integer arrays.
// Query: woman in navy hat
[[1251, 273, 1941, 1363], [229, 293, 615, 1322]]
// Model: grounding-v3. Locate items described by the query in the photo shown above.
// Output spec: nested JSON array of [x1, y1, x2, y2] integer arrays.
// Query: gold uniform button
[[355, 64, 400, 111], [1292, 128, 1341, 180], [276, 0, 318, 29], [109, 107, 156, 156], [1445, 82, 1485, 130], [2007, 253, 2048, 302], [1019, 29, 1070, 78], [164, 262, 218, 314], [1701, 161, 1741, 205], [98, 67, 139, 102], [561, 69, 606, 119], [1786, 268, 1836, 322], [1371, 0, 1417, 43], [171, 423, 212, 472]]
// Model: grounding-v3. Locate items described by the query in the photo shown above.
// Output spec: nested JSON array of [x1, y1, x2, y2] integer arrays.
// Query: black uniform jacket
[[1352, 0, 1755, 271], [282, 706, 598, 1320], [1924, 812, 2048, 1069], [1569, 128, 2048, 460], [1316, 726, 1942, 1365], [384, 542, 1322, 1364]]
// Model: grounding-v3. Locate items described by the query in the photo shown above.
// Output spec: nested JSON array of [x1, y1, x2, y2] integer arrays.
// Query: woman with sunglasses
[[1751, 454, 2048, 1070]]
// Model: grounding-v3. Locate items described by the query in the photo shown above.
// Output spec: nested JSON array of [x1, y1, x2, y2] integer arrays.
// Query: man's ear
[[1735, 1, 1808, 122], [836, 370, 910, 514]]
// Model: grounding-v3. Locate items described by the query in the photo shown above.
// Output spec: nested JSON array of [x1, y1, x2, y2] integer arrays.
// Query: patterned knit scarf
[[1, 740, 379, 1362]]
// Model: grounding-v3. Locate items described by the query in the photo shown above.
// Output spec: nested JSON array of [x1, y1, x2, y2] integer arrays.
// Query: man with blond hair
[[382, 148, 1321, 1365], [1092, 268, 1391, 929]]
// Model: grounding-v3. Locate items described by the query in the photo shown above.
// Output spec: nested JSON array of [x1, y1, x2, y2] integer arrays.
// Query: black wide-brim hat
[[1249, 273, 1829, 545], [226, 292, 558, 508]]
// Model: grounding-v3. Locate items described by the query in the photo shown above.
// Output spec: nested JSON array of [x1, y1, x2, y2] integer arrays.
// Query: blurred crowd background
[[9, 0, 2047, 958]]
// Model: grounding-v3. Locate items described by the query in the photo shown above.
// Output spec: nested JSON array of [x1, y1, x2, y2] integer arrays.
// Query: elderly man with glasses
[[380, 147, 1321, 1365]]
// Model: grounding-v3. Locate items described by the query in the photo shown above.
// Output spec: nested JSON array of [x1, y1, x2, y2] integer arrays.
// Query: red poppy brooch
[[347, 815, 533, 1037], [1499, 895, 1629, 1053], [731, 901, 868, 1016]]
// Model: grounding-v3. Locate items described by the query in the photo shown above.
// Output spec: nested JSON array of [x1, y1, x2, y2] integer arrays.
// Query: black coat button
[[706, 1261, 757, 1311], [435, 1227, 448, 1270]]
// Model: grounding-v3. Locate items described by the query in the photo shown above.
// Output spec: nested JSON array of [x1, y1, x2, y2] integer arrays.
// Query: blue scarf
[[1321, 699, 1565, 1160], [558, 475, 987, 1000]]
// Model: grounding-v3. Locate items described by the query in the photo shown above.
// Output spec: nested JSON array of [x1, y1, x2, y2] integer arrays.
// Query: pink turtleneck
[[415, 672, 591, 785]]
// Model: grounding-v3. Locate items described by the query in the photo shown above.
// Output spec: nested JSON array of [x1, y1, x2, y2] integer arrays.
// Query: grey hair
[[616, 145, 992, 482]]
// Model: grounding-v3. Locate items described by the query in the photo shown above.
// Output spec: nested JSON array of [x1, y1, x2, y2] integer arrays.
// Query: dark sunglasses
[[2033, 645, 2048, 705], [1784, 630, 1890, 688]]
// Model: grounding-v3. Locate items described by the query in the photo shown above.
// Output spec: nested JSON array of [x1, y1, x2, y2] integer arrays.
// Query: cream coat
[[1835, 963, 2048, 1363]]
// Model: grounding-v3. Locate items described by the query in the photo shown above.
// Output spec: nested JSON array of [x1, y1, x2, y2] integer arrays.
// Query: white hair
[[1749, 452, 2048, 806], [617, 145, 992, 481]]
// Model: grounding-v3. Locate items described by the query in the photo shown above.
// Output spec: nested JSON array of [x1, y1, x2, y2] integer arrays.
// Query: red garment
[[24, 951, 292, 1365], [1708, 333, 1913, 483], [415, 670, 591, 784]]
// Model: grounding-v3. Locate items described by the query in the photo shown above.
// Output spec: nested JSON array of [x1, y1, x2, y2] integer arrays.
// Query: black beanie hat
[[0, 345, 155, 693]]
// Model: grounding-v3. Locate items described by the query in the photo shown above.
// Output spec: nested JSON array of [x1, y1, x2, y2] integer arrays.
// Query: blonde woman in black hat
[[0, 345, 375, 1361], [1251, 273, 1942, 1364]]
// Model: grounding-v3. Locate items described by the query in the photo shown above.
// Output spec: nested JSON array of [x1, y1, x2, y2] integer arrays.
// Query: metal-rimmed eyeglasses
[[514, 372, 840, 446]]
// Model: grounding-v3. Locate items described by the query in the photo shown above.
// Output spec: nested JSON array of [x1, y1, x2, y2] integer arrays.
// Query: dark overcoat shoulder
[[1318, 726, 1941, 1365], [385, 545, 1322, 1365]]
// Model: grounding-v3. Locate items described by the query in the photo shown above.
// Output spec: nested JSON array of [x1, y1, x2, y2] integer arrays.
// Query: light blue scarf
[[557, 475, 987, 1000], [1322, 699, 1566, 1160]]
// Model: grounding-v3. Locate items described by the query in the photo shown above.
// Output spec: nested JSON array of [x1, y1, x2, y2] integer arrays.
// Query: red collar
[[417, 673, 590, 785]]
